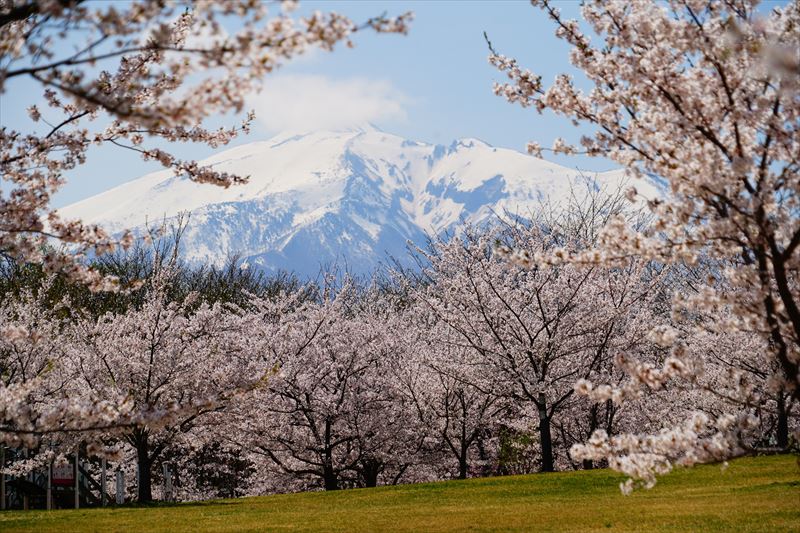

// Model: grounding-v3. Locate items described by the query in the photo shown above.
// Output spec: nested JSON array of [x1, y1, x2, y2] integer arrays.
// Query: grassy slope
[[0, 455, 797, 533]]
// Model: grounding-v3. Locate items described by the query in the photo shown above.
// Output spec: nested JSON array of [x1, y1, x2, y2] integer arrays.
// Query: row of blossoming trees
[[1, 0, 798, 504], [1, 190, 796, 502]]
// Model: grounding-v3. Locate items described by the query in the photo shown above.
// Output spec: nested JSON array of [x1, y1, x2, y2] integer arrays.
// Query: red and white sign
[[52, 462, 75, 486]]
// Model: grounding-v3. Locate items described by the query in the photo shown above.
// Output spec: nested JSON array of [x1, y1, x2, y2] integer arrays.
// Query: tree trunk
[[322, 420, 338, 491], [363, 472, 379, 488], [322, 465, 339, 491], [537, 394, 555, 473], [360, 458, 381, 488], [582, 403, 599, 470], [776, 391, 789, 448], [458, 446, 468, 479], [136, 438, 152, 503]]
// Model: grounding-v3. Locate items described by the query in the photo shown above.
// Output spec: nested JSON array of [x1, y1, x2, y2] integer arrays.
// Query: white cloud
[[247, 74, 408, 133]]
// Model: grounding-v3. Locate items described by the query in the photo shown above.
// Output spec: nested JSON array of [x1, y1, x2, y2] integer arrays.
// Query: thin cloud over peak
[[248, 74, 408, 133]]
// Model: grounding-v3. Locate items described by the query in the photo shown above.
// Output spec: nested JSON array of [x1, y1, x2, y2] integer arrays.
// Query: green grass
[[1, 455, 798, 532]]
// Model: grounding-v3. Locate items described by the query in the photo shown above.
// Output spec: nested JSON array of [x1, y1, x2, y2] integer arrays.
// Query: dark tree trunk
[[457, 417, 470, 480], [458, 446, 468, 480], [322, 420, 338, 491], [605, 399, 616, 435], [582, 403, 599, 470], [777, 391, 789, 448], [322, 465, 339, 491], [537, 394, 554, 473], [363, 472, 379, 488], [360, 458, 382, 488], [136, 437, 153, 503]]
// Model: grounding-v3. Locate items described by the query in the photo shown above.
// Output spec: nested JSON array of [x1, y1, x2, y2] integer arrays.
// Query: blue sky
[[1, 1, 630, 207]]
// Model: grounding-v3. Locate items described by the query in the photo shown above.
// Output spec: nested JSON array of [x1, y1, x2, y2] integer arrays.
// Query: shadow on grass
[[102, 499, 245, 510]]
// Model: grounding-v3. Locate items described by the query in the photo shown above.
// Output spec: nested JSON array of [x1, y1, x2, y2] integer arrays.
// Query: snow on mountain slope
[[58, 126, 660, 277]]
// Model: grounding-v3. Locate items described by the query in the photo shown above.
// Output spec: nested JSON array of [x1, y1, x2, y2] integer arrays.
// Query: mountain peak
[[59, 129, 660, 278]]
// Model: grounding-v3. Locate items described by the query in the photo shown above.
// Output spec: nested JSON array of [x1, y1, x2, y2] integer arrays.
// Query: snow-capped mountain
[[59, 126, 659, 277]]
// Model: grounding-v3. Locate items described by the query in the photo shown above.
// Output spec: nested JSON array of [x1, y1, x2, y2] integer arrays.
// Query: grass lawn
[[0, 455, 797, 532]]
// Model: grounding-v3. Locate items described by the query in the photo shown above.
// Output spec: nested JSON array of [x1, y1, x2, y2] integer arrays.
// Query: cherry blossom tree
[[413, 217, 659, 473], [489, 0, 799, 490], [235, 279, 415, 491], [0, 278, 98, 450], [344, 288, 426, 488], [67, 268, 261, 502], [394, 307, 506, 480]]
